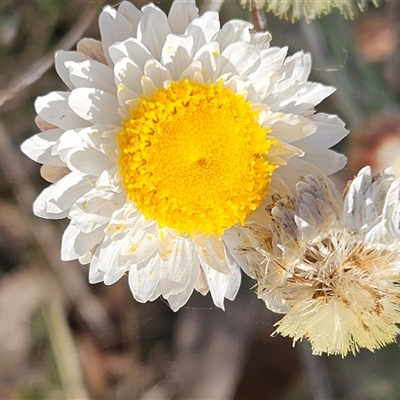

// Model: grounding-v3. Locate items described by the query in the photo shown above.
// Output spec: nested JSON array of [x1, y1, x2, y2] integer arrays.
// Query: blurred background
[[0, 0, 400, 399]]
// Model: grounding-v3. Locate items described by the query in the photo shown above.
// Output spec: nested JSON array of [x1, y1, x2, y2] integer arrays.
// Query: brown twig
[[250, 1, 267, 31], [0, 2, 103, 109]]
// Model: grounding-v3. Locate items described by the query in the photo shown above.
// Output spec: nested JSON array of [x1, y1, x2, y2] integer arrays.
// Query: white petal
[[195, 236, 230, 274], [21, 128, 64, 166], [364, 220, 386, 243], [382, 177, 400, 239], [68, 59, 115, 94], [224, 76, 255, 100], [78, 124, 117, 151], [114, 57, 143, 95], [161, 34, 193, 79], [99, 5, 137, 65], [35, 115, 57, 132], [248, 47, 288, 93], [40, 165, 69, 183], [250, 31, 272, 50], [97, 239, 128, 285], [35, 92, 90, 130], [65, 145, 113, 176], [109, 38, 153, 69], [157, 227, 176, 259], [267, 113, 316, 144], [164, 254, 199, 311], [281, 51, 312, 83], [223, 227, 254, 276], [129, 254, 161, 302], [89, 259, 104, 283], [222, 252, 242, 301], [293, 113, 348, 151], [194, 267, 209, 295], [344, 166, 372, 231], [221, 42, 260, 76], [137, 4, 171, 59], [141, 76, 157, 98], [186, 12, 220, 52], [68, 88, 121, 126], [201, 262, 233, 310], [69, 190, 125, 233], [96, 166, 121, 191], [118, 1, 142, 30], [168, 0, 198, 34], [55, 51, 87, 89], [33, 172, 92, 219], [120, 228, 157, 264], [77, 38, 107, 64], [302, 149, 347, 176], [215, 19, 252, 52], [268, 82, 335, 114], [61, 222, 105, 261], [179, 61, 203, 83], [193, 42, 220, 82], [159, 238, 198, 285], [144, 59, 172, 88]]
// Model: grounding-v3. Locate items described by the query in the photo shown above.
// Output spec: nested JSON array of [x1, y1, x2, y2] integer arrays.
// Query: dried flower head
[[242, 0, 379, 22], [242, 167, 400, 356]]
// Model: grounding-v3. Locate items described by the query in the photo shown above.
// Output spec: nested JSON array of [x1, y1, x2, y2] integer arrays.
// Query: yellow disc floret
[[118, 80, 277, 235]]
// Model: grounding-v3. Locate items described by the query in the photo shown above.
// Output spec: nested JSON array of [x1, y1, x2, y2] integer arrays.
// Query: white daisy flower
[[21, 0, 347, 311], [242, 0, 379, 22], [242, 167, 400, 356]]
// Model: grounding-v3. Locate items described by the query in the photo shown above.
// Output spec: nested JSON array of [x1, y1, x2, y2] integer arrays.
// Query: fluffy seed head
[[241, 0, 379, 22], [242, 169, 400, 356]]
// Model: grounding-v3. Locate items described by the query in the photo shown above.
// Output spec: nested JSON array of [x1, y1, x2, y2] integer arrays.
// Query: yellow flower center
[[118, 80, 277, 235]]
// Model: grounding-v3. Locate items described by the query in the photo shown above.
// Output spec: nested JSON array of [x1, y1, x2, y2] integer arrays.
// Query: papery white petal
[[89, 259, 104, 283], [164, 269, 198, 311], [99, 4, 137, 65], [69, 60, 115, 94], [195, 236, 230, 274], [61, 222, 105, 261], [129, 255, 161, 302], [186, 11, 220, 53], [33, 172, 93, 219], [302, 149, 347, 176], [55, 51, 87, 89], [117, 1, 142, 30], [344, 166, 372, 231], [69, 189, 125, 233], [201, 262, 237, 310], [109, 37, 153, 68], [97, 239, 128, 285], [138, 4, 171, 59], [120, 227, 157, 264], [168, 0, 198, 35], [382, 176, 400, 239], [68, 88, 120, 126], [77, 38, 107, 64], [35, 92, 90, 130], [162, 35, 194, 79], [215, 20, 252, 52], [21, 129, 64, 166], [144, 59, 172, 88]]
